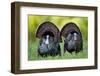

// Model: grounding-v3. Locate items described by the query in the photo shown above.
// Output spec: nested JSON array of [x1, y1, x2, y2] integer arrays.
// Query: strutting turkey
[[61, 22, 83, 54], [36, 21, 61, 57]]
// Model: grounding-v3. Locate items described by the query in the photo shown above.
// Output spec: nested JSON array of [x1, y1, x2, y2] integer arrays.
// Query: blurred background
[[28, 15, 88, 60]]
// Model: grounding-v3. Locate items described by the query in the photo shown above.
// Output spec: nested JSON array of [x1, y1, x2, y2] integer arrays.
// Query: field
[[28, 15, 88, 61], [28, 39, 88, 60]]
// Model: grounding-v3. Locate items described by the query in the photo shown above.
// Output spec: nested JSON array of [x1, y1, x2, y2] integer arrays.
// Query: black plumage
[[38, 34, 61, 57], [64, 32, 82, 53], [61, 22, 83, 54], [36, 21, 61, 57]]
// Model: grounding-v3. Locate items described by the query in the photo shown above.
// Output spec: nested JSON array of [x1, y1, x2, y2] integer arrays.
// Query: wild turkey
[[61, 22, 83, 54], [36, 21, 61, 57]]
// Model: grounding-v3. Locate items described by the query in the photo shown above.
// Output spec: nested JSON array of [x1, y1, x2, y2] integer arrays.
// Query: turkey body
[[38, 35, 61, 57], [64, 32, 82, 54]]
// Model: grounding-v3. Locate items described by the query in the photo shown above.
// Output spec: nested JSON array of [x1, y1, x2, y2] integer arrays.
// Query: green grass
[[28, 39, 88, 61]]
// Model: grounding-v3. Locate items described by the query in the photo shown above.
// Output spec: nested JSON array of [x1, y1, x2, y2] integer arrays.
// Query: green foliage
[[28, 15, 88, 60]]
